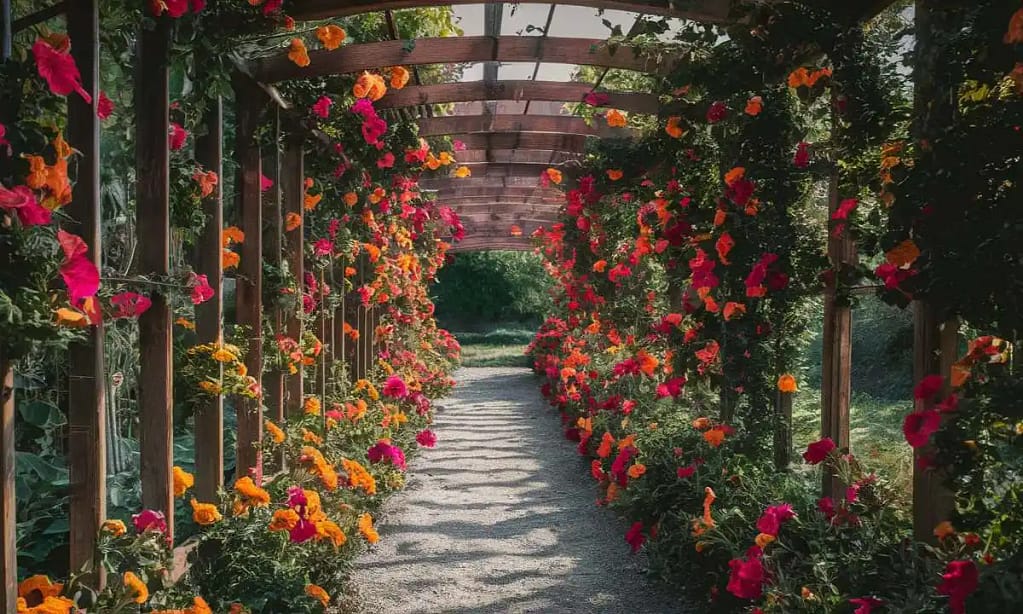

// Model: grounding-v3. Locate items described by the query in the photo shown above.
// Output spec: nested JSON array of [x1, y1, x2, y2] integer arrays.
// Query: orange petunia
[[605, 109, 627, 127], [343, 191, 359, 207], [703, 427, 726, 447], [545, 168, 562, 185], [192, 169, 218, 198], [316, 24, 346, 50], [692, 417, 711, 430], [55, 307, 89, 327], [285, 212, 301, 231], [665, 115, 685, 138], [606, 169, 623, 181], [288, 38, 310, 68], [304, 192, 322, 211], [627, 463, 647, 479], [222, 249, 240, 270], [722, 302, 746, 321], [592, 260, 607, 273], [777, 374, 798, 393], [390, 65, 411, 90], [723, 167, 745, 187], [222, 226, 245, 246], [509, 224, 523, 237], [745, 95, 763, 116], [885, 239, 920, 268], [353, 71, 387, 101]]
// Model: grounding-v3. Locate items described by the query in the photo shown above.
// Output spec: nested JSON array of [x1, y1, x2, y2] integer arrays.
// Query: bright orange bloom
[[606, 169, 623, 181], [190, 498, 222, 525], [123, 571, 149, 604], [605, 109, 627, 127], [390, 65, 411, 89], [934, 520, 956, 540], [305, 584, 330, 608], [744, 95, 763, 116], [702, 487, 716, 527], [265, 420, 286, 444], [777, 374, 798, 393], [304, 191, 322, 211], [288, 38, 310, 68], [192, 169, 218, 198], [316, 24, 346, 50], [358, 513, 379, 543], [703, 427, 726, 447], [222, 249, 240, 270], [172, 466, 194, 497], [55, 307, 88, 327], [723, 167, 745, 187], [285, 212, 301, 231], [353, 71, 387, 101], [509, 224, 523, 237], [101, 519, 127, 536], [545, 168, 562, 185], [222, 226, 244, 246], [343, 191, 359, 207], [453, 166, 471, 178], [755, 532, 776, 548], [234, 476, 271, 507], [885, 239, 920, 267], [722, 302, 746, 321], [627, 463, 647, 479], [692, 417, 711, 430], [665, 116, 685, 138], [18, 575, 63, 602], [315, 519, 347, 548], [269, 508, 300, 532]]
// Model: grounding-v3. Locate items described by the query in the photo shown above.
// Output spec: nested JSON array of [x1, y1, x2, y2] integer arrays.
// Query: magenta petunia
[[260, 174, 274, 192], [849, 597, 884, 614], [937, 560, 978, 614], [624, 521, 646, 553], [32, 38, 92, 103], [415, 429, 437, 448], [97, 91, 114, 119], [913, 374, 945, 400], [726, 546, 765, 600], [169, 122, 188, 150], [189, 272, 214, 305], [655, 376, 686, 398], [132, 509, 168, 534], [311, 95, 333, 118], [110, 291, 153, 318], [903, 409, 941, 448], [802, 437, 836, 464], [382, 375, 408, 399]]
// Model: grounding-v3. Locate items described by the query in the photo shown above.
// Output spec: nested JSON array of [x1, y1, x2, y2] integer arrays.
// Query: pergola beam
[[288, 0, 734, 22], [427, 185, 562, 199], [419, 114, 633, 137], [444, 132, 592, 153], [377, 80, 660, 115], [455, 149, 582, 164], [250, 36, 674, 83], [421, 176, 544, 189]]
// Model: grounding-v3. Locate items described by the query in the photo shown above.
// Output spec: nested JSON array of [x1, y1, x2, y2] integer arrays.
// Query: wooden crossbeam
[[421, 176, 544, 189], [250, 36, 674, 83], [288, 0, 734, 22], [445, 132, 592, 153], [377, 80, 660, 115], [419, 114, 634, 137], [447, 162, 574, 179], [455, 149, 582, 164], [427, 185, 561, 199]]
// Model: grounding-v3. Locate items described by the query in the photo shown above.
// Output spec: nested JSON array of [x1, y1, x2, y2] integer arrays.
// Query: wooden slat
[[136, 16, 174, 538], [774, 389, 793, 470], [282, 136, 305, 417], [428, 185, 562, 199], [234, 81, 267, 481], [447, 238, 535, 252], [251, 36, 676, 83], [194, 100, 224, 501], [288, 0, 733, 22], [446, 162, 575, 179], [316, 270, 328, 399], [420, 176, 545, 189], [66, 0, 105, 582], [377, 80, 660, 115], [419, 114, 634, 137], [0, 356, 15, 612], [263, 110, 285, 472], [446, 132, 590, 153], [454, 149, 582, 164]]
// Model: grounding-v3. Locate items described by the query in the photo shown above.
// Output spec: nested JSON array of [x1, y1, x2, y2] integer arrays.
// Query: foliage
[[432, 251, 549, 329]]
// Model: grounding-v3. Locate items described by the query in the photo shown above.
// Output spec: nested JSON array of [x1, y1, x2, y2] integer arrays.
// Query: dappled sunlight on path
[[352, 367, 683, 614]]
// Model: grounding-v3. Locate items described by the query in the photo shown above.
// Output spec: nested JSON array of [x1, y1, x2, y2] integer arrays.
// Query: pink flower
[[624, 521, 646, 553], [132, 509, 167, 534], [32, 38, 92, 103], [260, 174, 274, 192], [676, 465, 696, 479], [849, 597, 884, 614], [367, 441, 407, 470], [0, 185, 49, 227], [262, 0, 282, 15], [937, 560, 978, 614], [313, 238, 333, 257], [584, 91, 610, 106], [302, 294, 316, 313], [726, 546, 765, 600], [168, 122, 188, 150], [793, 141, 810, 168], [189, 272, 214, 305], [802, 437, 836, 464], [0, 122, 8, 146], [656, 376, 687, 398], [57, 230, 100, 304], [415, 429, 437, 448], [286, 485, 307, 508], [756, 503, 796, 536], [382, 375, 408, 399], [452, 139, 466, 151], [311, 95, 333, 118], [289, 518, 317, 543], [706, 101, 728, 123], [110, 291, 152, 318], [377, 151, 395, 169], [817, 496, 835, 519], [913, 374, 944, 400], [97, 91, 114, 119], [903, 409, 941, 448]]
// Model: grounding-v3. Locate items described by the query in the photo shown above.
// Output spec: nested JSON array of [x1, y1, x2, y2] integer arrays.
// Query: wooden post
[[136, 15, 174, 538], [194, 100, 224, 501], [774, 389, 793, 470], [263, 111, 285, 471], [1, 354, 15, 614], [317, 269, 328, 400], [821, 171, 854, 497], [66, 0, 106, 581], [282, 136, 304, 416], [234, 81, 266, 480]]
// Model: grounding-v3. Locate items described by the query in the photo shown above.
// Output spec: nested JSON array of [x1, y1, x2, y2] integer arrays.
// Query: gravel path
[[352, 367, 683, 614]]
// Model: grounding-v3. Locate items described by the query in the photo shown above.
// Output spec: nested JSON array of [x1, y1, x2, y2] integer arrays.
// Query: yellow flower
[[190, 498, 222, 526], [211, 348, 237, 363], [173, 466, 194, 497], [358, 513, 379, 543], [453, 166, 471, 178], [123, 571, 148, 604], [305, 584, 330, 608], [315, 24, 345, 50], [101, 519, 126, 537], [265, 420, 286, 444]]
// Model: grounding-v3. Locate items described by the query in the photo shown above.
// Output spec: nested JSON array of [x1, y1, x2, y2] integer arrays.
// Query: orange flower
[[172, 466, 194, 497], [934, 520, 956, 540], [288, 38, 310, 68], [315, 519, 347, 548], [233, 476, 271, 507], [755, 532, 775, 548], [703, 427, 726, 447], [605, 109, 627, 127], [722, 302, 746, 321], [305, 584, 330, 608], [25, 155, 47, 188], [304, 396, 321, 415], [101, 519, 127, 536], [627, 463, 646, 479], [545, 168, 562, 185], [285, 212, 301, 231], [343, 191, 359, 207], [509, 224, 523, 237], [390, 65, 411, 90], [606, 169, 623, 181], [222, 226, 245, 246], [269, 508, 300, 532], [596, 432, 615, 458], [702, 486, 716, 527], [1007, 9, 1023, 44], [453, 166, 471, 178], [190, 498, 222, 525], [123, 571, 148, 604], [265, 420, 285, 444], [353, 71, 387, 101], [304, 192, 322, 211], [665, 116, 685, 138], [192, 169, 218, 198], [55, 307, 89, 327], [592, 260, 607, 273], [723, 167, 745, 187], [222, 249, 240, 270], [885, 239, 920, 267], [175, 317, 196, 330], [18, 574, 63, 601], [358, 512, 379, 543], [777, 374, 798, 393], [745, 95, 763, 116], [316, 24, 346, 50]]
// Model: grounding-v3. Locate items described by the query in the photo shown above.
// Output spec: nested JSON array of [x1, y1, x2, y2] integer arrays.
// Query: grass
[[453, 328, 534, 368], [793, 388, 913, 508]]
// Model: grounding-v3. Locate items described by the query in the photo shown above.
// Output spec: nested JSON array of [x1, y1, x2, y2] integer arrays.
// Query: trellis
[[0, 0, 954, 609]]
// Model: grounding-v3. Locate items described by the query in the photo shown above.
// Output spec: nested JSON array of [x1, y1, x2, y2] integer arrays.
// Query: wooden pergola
[[0, 0, 921, 609]]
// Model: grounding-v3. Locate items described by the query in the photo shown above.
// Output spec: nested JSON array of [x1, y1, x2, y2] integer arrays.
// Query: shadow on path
[[352, 367, 684, 614]]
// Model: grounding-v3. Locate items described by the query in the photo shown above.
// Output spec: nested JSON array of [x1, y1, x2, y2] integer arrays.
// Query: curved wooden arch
[[377, 81, 660, 115], [289, 0, 734, 21], [419, 114, 634, 137], [251, 36, 674, 83], [444, 132, 592, 153]]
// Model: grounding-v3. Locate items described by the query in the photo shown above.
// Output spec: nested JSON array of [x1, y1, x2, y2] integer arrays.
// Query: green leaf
[[19, 400, 65, 429], [402, 39, 416, 54]]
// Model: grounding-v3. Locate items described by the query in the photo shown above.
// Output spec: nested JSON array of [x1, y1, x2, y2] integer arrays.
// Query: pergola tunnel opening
[[0, 1, 1020, 613]]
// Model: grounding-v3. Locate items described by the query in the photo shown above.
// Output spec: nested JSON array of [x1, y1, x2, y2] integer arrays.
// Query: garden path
[[351, 367, 684, 614]]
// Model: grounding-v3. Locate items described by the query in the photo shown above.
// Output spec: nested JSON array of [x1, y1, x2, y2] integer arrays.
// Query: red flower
[[591, 460, 606, 481], [817, 496, 835, 519], [903, 409, 941, 448], [32, 38, 92, 103], [110, 291, 152, 318], [706, 101, 728, 123], [802, 437, 836, 464], [726, 546, 765, 600], [756, 503, 796, 536], [260, 174, 274, 192], [913, 374, 944, 400], [311, 95, 333, 118], [937, 560, 978, 614], [377, 151, 396, 169], [189, 272, 214, 305], [624, 521, 646, 553], [656, 377, 686, 398], [676, 465, 696, 479], [97, 91, 114, 119], [793, 141, 810, 168], [584, 92, 610, 106], [415, 429, 437, 448], [382, 375, 408, 399], [132, 509, 167, 534], [169, 122, 188, 150], [849, 597, 884, 614]]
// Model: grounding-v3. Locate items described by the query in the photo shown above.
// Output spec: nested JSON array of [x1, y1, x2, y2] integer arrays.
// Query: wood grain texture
[[282, 137, 305, 417], [0, 356, 15, 612], [446, 132, 591, 153], [418, 114, 636, 137], [377, 81, 659, 115], [262, 111, 285, 472], [136, 17, 174, 538], [66, 0, 106, 582], [194, 100, 225, 502], [251, 36, 677, 83]]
